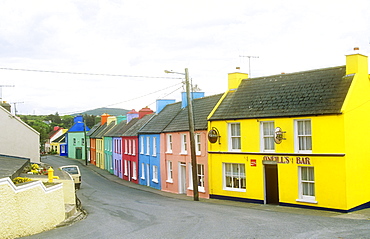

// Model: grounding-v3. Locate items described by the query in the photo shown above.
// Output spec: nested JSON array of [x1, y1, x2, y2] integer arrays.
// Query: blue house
[[137, 99, 179, 190], [67, 116, 90, 160]]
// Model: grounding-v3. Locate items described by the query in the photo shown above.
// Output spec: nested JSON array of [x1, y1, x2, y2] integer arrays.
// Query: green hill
[[72, 107, 130, 116]]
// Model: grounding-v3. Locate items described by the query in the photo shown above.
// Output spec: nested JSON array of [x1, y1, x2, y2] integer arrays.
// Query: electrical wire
[[0, 67, 183, 79]]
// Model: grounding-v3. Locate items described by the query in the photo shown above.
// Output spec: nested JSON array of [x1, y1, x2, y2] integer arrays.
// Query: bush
[[12, 177, 32, 184]]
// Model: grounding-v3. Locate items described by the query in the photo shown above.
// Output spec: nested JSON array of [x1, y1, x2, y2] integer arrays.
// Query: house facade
[[207, 52, 370, 212], [138, 99, 177, 190], [0, 104, 40, 163], [67, 116, 89, 160], [45, 126, 66, 153], [161, 93, 222, 198]]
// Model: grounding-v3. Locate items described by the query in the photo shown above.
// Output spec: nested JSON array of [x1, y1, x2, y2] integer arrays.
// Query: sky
[[0, 0, 369, 115]]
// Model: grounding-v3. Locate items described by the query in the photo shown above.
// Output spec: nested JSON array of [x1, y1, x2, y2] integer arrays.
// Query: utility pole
[[83, 116, 88, 166], [239, 55, 259, 77], [0, 85, 15, 101], [9, 101, 24, 115], [165, 68, 199, 201]]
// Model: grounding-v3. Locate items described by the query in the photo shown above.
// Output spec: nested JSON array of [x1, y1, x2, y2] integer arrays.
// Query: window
[[132, 140, 136, 155], [167, 134, 173, 153], [195, 134, 201, 155], [295, 120, 312, 153], [73, 138, 76, 146], [128, 140, 132, 155], [141, 163, 145, 179], [146, 137, 150, 155], [181, 134, 187, 154], [188, 164, 205, 192], [166, 161, 173, 183], [124, 160, 128, 176], [152, 137, 157, 156], [124, 140, 128, 154], [132, 162, 137, 180], [140, 136, 144, 154], [298, 167, 316, 203], [82, 138, 85, 146], [261, 121, 275, 152], [229, 123, 241, 151], [152, 165, 158, 183], [224, 163, 246, 191]]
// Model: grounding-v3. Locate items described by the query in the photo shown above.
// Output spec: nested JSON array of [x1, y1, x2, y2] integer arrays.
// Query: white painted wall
[[0, 106, 40, 163]]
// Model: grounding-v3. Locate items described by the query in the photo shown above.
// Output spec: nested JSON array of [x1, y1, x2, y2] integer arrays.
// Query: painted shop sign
[[263, 156, 311, 165]]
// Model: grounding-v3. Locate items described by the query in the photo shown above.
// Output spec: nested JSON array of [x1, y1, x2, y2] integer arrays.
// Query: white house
[[0, 105, 40, 163]]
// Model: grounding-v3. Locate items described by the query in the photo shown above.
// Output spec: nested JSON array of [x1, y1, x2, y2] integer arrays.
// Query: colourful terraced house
[[137, 99, 177, 190], [160, 93, 222, 198], [207, 50, 370, 212], [67, 116, 89, 160]]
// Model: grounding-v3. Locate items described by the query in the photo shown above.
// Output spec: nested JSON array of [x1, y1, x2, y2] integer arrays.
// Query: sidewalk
[[67, 157, 370, 221]]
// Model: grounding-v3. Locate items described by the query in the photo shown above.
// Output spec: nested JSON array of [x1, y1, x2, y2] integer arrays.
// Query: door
[[265, 164, 279, 204], [178, 162, 187, 194], [76, 147, 82, 159]]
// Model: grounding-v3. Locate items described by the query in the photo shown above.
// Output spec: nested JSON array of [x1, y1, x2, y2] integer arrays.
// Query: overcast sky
[[0, 0, 369, 115]]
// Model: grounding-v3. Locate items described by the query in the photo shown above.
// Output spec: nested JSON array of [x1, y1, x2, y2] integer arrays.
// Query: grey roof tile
[[210, 66, 353, 120]]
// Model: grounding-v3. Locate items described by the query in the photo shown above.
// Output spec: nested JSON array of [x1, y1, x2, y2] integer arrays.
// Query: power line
[[0, 67, 183, 79]]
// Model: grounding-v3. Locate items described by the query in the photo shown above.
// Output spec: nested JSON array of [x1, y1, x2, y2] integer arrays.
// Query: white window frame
[[132, 161, 137, 180], [228, 123, 241, 152], [223, 163, 246, 192], [141, 163, 145, 180], [152, 137, 157, 156], [124, 139, 128, 154], [297, 167, 317, 203], [166, 160, 173, 183], [128, 140, 132, 155], [261, 121, 275, 152], [166, 134, 173, 153], [295, 119, 312, 153], [124, 160, 128, 176], [132, 139, 136, 156], [188, 163, 205, 193], [195, 133, 201, 155], [146, 137, 150, 155], [181, 134, 187, 154], [152, 165, 158, 183], [140, 136, 144, 154]]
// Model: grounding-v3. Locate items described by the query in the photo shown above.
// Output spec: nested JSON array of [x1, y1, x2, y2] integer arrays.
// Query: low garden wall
[[0, 177, 65, 239]]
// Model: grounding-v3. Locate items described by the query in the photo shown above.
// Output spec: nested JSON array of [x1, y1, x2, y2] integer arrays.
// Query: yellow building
[[207, 51, 370, 212]]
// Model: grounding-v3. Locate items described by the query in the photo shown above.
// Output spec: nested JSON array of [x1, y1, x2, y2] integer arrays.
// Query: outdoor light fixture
[[165, 68, 199, 201]]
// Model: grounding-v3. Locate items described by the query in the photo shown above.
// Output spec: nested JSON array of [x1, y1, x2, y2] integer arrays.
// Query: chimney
[[116, 115, 127, 124], [139, 107, 154, 119], [127, 109, 139, 123], [101, 113, 110, 125], [346, 47, 368, 76], [181, 92, 205, 108], [228, 69, 248, 91], [156, 99, 176, 113], [53, 126, 60, 131], [107, 116, 116, 125]]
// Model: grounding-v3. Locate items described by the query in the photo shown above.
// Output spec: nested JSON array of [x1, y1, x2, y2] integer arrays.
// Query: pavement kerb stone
[[54, 156, 370, 220]]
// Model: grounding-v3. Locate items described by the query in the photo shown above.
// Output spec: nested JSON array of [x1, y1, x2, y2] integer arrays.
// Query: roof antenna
[[239, 55, 259, 77]]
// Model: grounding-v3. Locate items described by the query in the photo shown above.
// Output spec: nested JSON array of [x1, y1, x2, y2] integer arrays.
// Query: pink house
[[160, 94, 222, 198]]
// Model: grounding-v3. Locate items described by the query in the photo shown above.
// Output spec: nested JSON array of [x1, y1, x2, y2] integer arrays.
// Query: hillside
[[72, 107, 130, 116]]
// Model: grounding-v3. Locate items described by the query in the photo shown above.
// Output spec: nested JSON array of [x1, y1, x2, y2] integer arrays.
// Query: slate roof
[[104, 120, 129, 137], [138, 102, 182, 134], [209, 66, 354, 120], [95, 121, 116, 138], [87, 123, 101, 137], [52, 133, 66, 143], [89, 123, 108, 139], [163, 94, 223, 133], [123, 114, 154, 137]]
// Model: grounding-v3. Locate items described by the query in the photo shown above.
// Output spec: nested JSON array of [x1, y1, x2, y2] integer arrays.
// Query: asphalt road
[[23, 156, 370, 239]]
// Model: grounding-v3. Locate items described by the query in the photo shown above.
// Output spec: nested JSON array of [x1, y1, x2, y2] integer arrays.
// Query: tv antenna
[[239, 55, 259, 77], [9, 101, 24, 115], [0, 85, 15, 101]]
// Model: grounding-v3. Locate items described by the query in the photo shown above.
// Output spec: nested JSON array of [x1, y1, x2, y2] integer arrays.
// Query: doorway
[[76, 147, 82, 159], [178, 162, 187, 194], [264, 164, 279, 204]]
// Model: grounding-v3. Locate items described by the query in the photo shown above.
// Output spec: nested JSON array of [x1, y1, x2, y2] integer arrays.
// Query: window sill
[[188, 187, 206, 193], [132, 177, 137, 180], [152, 179, 159, 184], [140, 177, 145, 180], [166, 179, 173, 183], [296, 199, 317, 204], [223, 187, 246, 193], [180, 153, 188, 155]]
